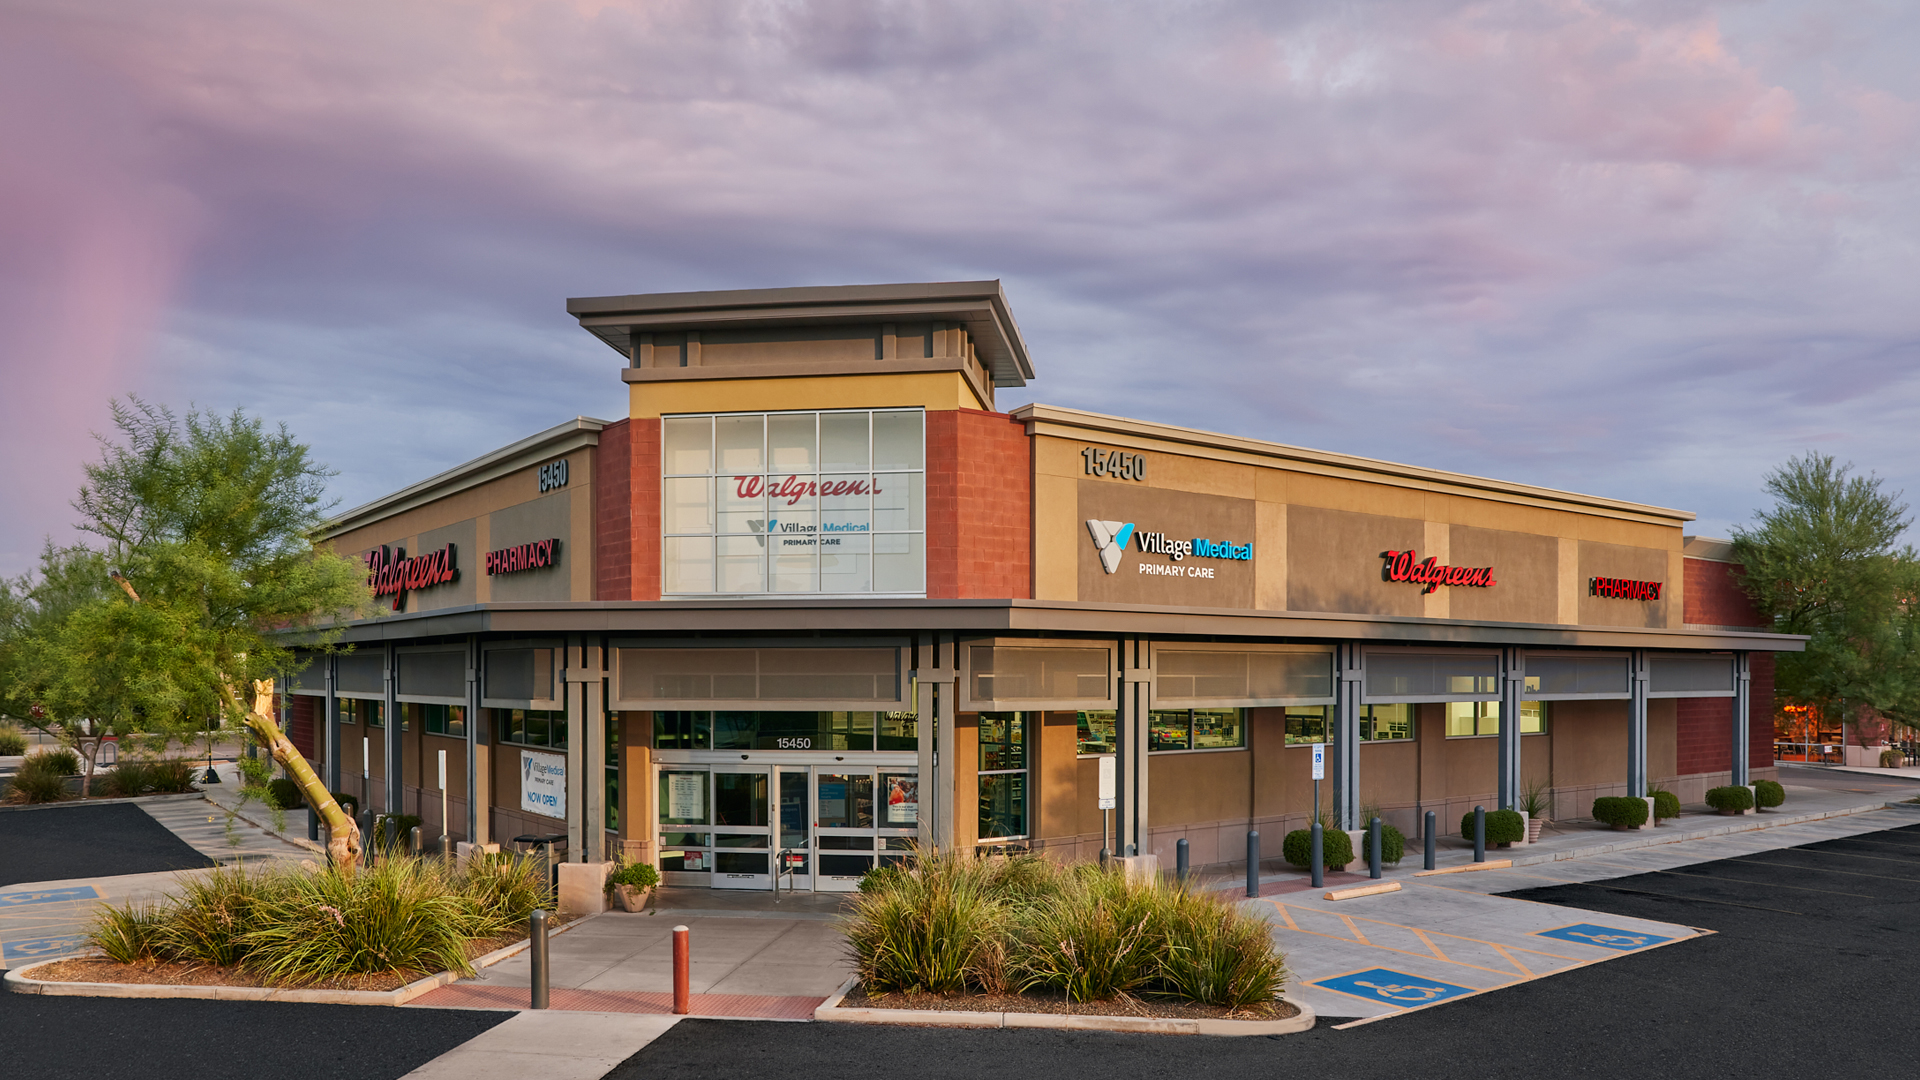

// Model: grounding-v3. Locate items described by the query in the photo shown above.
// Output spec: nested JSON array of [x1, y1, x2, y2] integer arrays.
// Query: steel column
[[1116, 637, 1153, 854], [1732, 652, 1752, 786], [465, 635, 482, 847], [1331, 643, 1362, 830], [1627, 649, 1649, 798], [1498, 647, 1524, 810], [323, 653, 340, 794], [384, 642, 402, 815]]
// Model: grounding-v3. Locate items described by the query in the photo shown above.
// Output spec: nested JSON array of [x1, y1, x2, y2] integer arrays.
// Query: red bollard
[[672, 924, 690, 1015]]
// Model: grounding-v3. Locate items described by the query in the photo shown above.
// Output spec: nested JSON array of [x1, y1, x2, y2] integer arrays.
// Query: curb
[[2, 910, 606, 1005], [1505, 800, 1917, 867], [202, 796, 328, 856], [0, 792, 209, 814], [812, 976, 1317, 1036]]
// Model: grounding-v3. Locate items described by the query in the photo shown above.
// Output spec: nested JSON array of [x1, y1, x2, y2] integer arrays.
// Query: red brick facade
[[926, 408, 1032, 599], [1683, 556, 1765, 628], [1675, 554, 1775, 776], [594, 418, 632, 601], [630, 417, 661, 601], [288, 693, 318, 759]]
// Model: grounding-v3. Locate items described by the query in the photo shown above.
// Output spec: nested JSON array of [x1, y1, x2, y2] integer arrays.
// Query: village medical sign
[[1087, 519, 1253, 577]]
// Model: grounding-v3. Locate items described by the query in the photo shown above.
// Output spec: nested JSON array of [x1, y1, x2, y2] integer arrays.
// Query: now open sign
[[521, 750, 567, 820]]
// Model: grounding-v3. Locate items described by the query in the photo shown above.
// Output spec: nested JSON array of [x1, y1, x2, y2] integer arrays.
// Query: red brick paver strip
[[408, 983, 823, 1019]]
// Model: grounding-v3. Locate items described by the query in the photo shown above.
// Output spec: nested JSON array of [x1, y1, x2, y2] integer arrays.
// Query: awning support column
[[914, 633, 957, 853], [1628, 649, 1649, 798], [566, 637, 607, 863], [1331, 643, 1362, 831], [1498, 648, 1524, 810], [323, 654, 340, 795], [1118, 637, 1155, 855], [1732, 652, 1752, 787], [465, 635, 484, 847], [384, 642, 402, 816]]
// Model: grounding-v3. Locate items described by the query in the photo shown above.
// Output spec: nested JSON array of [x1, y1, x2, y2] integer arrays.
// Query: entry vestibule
[[655, 755, 919, 891]]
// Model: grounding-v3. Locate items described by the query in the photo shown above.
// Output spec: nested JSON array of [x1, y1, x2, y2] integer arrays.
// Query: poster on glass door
[[520, 749, 566, 819], [887, 777, 918, 824]]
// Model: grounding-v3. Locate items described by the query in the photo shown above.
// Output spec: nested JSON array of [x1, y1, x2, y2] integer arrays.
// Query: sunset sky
[[3, 1, 1918, 575]]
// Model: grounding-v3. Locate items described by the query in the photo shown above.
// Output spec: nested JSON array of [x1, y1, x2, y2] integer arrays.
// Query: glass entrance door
[[711, 768, 771, 889], [777, 768, 811, 890]]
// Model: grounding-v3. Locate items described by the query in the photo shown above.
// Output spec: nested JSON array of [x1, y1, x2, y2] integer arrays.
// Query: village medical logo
[[1088, 519, 1253, 576], [1087, 520, 1137, 574]]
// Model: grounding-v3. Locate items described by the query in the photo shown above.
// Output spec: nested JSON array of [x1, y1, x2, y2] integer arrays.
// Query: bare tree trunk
[[224, 680, 361, 869]]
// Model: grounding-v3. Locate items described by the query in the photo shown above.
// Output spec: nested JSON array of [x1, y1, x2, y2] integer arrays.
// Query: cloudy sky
[[3, 0, 1918, 576]]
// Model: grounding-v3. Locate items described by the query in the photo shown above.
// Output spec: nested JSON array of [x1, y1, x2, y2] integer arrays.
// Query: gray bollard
[[1309, 822, 1324, 888], [1424, 811, 1437, 870], [1369, 817, 1382, 880], [1177, 838, 1189, 883], [1245, 831, 1259, 897], [409, 825, 422, 857], [1473, 805, 1486, 863], [530, 909, 550, 1009]]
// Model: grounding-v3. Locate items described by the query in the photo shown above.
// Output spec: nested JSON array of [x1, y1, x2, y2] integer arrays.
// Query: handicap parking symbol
[[0, 886, 100, 908], [1536, 923, 1672, 951], [1313, 968, 1477, 1008], [2, 935, 88, 961]]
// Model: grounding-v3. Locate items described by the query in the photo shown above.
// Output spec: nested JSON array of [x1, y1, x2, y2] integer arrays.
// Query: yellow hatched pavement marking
[[1266, 898, 1582, 979]]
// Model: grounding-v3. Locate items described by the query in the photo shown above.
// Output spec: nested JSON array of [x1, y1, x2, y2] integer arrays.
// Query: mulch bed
[[841, 984, 1296, 1021], [23, 924, 559, 992]]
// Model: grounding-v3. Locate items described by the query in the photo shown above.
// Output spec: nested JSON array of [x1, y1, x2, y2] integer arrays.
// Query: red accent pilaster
[[594, 419, 633, 601], [632, 417, 662, 601], [925, 409, 1032, 599]]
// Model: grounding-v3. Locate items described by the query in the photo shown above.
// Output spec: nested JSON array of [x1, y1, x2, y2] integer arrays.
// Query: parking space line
[[1265, 899, 1583, 979]]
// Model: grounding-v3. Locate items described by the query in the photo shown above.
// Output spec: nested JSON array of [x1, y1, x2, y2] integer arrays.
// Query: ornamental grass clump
[[842, 851, 1288, 1011], [85, 853, 551, 984], [4, 753, 72, 803], [0, 723, 27, 756]]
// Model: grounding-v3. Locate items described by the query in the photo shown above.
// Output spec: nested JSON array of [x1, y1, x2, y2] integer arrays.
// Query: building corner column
[[1628, 649, 1649, 798], [384, 642, 402, 815], [1119, 637, 1154, 856], [1332, 643, 1362, 830], [1498, 648, 1524, 810]]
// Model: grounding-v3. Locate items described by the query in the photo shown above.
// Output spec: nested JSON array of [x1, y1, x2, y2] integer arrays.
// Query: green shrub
[[1754, 779, 1785, 809], [370, 813, 425, 851], [0, 724, 27, 756], [1591, 796, 1649, 828], [460, 852, 552, 932], [91, 902, 168, 964], [159, 865, 275, 966], [1706, 785, 1755, 812], [1282, 827, 1354, 871], [100, 761, 155, 798], [844, 852, 1289, 1009], [30, 748, 80, 775], [1460, 809, 1524, 845], [5, 754, 73, 803], [1648, 786, 1681, 821], [147, 759, 197, 793], [266, 778, 305, 810], [331, 791, 361, 818], [1881, 748, 1904, 768], [858, 863, 909, 894], [608, 860, 660, 891]]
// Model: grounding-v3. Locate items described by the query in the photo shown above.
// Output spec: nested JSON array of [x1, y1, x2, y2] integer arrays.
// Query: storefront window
[[662, 409, 927, 596], [878, 710, 918, 751], [1075, 709, 1246, 754], [404, 703, 465, 737], [1359, 704, 1413, 742], [493, 708, 568, 748], [1284, 706, 1327, 745], [651, 711, 883, 751], [1445, 701, 1549, 737], [338, 698, 380, 727], [978, 712, 1028, 841], [606, 712, 621, 832]]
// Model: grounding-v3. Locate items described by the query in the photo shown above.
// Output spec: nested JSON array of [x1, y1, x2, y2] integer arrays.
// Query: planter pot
[[611, 884, 652, 912], [1611, 823, 1631, 832], [1526, 818, 1546, 843], [1717, 809, 1739, 817], [1495, 841, 1511, 849]]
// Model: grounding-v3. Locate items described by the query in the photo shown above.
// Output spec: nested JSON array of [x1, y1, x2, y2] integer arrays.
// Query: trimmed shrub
[[1881, 748, 1904, 768], [1378, 823, 1405, 865], [331, 791, 360, 818], [370, 813, 425, 851], [608, 860, 660, 891], [1592, 796, 1650, 828], [1754, 779, 1786, 809], [0, 724, 28, 756], [1649, 787, 1681, 821], [266, 777, 305, 810], [1460, 809, 1525, 846], [1282, 827, 1354, 871], [1706, 785, 1755, 813]]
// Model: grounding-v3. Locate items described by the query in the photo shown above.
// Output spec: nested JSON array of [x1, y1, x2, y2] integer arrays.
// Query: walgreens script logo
[[733, 475, 885, 506]]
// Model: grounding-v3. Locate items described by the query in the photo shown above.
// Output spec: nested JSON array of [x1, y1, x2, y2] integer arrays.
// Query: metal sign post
[[1098, 754, 1117, 862], [438, 749, 450, 857], [1311, 743, 1326, 824]]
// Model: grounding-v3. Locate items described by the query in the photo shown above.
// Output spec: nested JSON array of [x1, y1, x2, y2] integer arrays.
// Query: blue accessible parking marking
[[3, 935, 89, 961], [1535, 923, 1673, 951], [0, 886, 101, 908], [1314, 968, 1477, 1008]]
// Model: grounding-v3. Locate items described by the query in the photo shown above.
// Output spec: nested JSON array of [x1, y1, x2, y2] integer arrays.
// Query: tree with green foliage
[[0, 399, 372, 864], [1731, 452, 1920, 744]]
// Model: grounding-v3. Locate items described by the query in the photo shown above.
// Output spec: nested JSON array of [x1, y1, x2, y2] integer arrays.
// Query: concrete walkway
[[410, 888, 852, 1018]]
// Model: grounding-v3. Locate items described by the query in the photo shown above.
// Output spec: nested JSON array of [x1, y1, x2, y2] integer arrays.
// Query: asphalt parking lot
[[0, 802, 215, 888], [611, 821, 1920, 1079]]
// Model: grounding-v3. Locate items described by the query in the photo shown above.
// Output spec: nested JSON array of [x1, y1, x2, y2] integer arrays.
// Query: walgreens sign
[[1381, 549, 1497, 594], [365, 544, 458, 612]]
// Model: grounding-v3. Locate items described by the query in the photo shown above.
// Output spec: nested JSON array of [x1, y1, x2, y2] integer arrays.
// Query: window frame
[[976, 711, 1030, 843]]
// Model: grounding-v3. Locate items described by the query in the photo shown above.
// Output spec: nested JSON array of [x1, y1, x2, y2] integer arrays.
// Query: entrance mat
[[409, 983, 824, 1019]]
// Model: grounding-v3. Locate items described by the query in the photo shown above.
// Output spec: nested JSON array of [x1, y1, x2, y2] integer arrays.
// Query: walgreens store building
[[284, 281, 1801, 889]]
